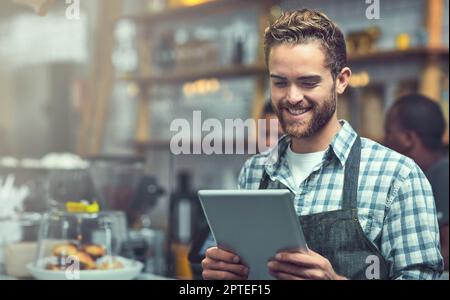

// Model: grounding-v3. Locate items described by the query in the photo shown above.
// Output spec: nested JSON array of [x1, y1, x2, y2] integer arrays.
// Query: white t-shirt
[[285, 145, 326, 187]]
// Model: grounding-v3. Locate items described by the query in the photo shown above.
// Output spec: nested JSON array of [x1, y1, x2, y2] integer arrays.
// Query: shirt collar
[[328, 120, 359, 167], [263, 120, 358, 175]]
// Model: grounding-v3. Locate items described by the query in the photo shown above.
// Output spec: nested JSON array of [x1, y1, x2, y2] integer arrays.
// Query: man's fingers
[[268, 261, 325, 279], [202, 247, 248, 280], [206, 247, 240, 264], [275, 252, 327, 269], [202, 269, 246, 280], [269, 270, 306, 280], [202, 257, 249, 277], [268, 260, 299, 275]]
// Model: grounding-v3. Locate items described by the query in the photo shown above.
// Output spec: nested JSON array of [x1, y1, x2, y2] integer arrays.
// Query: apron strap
[[342, 136, 361, 210], [259, 136, 362, 210], [258, 170, 270, 189]]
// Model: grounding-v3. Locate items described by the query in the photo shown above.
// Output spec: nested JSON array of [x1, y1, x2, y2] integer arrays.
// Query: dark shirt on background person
[[426, 156, 449, 227]]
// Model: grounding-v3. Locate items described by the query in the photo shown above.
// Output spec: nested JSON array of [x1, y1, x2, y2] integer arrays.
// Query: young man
[[385, 94, 449, 273], [201, 9, 443, 280]]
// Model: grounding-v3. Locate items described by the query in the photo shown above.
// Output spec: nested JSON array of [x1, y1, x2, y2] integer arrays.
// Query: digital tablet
[[198, 189, 308, 280]]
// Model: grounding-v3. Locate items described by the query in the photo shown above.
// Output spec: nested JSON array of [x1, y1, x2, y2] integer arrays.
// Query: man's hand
[[267, 249, 347, 280], [202, 247, 249, 280]]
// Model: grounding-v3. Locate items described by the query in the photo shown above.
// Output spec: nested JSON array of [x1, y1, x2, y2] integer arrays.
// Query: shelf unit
[[100, 0, 450, 154], [348, 46, 449, 63], [119, 47, 450, 86], [116, 0, 274, 152]]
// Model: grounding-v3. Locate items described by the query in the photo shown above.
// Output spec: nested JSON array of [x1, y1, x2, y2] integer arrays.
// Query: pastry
[[52, 244, 78, 257], [82, 244, 106, 260], [97, 259, 124, 270], [75, 251, 96, 270]]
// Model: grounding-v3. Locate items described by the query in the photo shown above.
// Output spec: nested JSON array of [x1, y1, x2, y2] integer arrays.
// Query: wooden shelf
[[119, 64, 267, 86], [119, 0, 269, 24], [119, 47, 449, 86], [348, 47, 449, 63], [134, 140, 171, 150], [134, 138, 259, 153]]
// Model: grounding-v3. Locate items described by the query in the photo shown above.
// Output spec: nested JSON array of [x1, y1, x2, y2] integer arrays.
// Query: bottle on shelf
[[168, 170, 206, 279]]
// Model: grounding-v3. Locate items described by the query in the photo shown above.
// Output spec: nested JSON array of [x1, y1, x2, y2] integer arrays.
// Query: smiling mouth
[[285, 107, 312, 116]]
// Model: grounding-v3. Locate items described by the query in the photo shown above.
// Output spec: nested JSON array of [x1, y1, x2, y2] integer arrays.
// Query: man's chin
[[283, 124, 311, 139]]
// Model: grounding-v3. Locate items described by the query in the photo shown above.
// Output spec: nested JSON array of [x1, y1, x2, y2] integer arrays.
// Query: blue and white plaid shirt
[[238, 120, 443, 280]]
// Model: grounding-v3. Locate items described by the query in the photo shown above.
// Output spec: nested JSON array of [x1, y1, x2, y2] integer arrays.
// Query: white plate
[[27, 256, 143, 280]]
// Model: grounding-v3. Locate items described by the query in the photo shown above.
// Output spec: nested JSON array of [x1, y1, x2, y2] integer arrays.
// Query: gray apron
[[259, 136, 390, 280]]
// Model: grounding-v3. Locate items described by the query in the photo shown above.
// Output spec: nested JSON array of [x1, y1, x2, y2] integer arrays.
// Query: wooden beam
[[87, 0, 123, 155], [426, 0, 443, 48], [134, 26, 151, 156], [420, 55, 443, 101], [249, 0, 274, 145], [135, 88, 150, 144], [420, 0, 445, 101], [250, 0, 272, 123]]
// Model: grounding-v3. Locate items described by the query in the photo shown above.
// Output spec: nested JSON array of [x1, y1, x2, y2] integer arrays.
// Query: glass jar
[[1, 213, 42, 278], [28, 210, 142, 280]]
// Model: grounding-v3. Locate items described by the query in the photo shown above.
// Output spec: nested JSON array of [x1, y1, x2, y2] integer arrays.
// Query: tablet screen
[[197, 189, 307, 280]]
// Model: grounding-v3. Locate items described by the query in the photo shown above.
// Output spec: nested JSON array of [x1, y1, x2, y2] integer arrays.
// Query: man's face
[[268, 41, 338, 139]]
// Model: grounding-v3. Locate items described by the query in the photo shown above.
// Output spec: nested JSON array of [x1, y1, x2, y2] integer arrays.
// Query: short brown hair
[[264, 9, 347, 79]]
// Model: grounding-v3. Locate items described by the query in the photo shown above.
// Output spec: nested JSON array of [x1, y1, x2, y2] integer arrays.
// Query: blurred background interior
[[0, 0, 448, 280]]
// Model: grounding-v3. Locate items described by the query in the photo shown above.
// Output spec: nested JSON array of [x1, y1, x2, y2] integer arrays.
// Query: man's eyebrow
[[269, 74, 322, 81], [269, 74, 286, 80], [297, 75, 322, 81]]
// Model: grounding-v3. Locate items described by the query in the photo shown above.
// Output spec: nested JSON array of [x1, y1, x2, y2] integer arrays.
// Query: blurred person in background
[[385, 93, 449, 274]]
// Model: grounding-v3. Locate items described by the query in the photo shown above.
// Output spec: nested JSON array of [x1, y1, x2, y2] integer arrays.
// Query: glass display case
[[29, 210, 142, 280]]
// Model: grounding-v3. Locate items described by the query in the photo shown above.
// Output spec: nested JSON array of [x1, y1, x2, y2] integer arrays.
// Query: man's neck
[[290, 117, 342, 153], [412, 147, 445, 171]]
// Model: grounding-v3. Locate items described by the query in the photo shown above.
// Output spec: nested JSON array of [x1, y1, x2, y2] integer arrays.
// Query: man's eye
[[273, 81, 287, 87], [302, 82, 318, 88]]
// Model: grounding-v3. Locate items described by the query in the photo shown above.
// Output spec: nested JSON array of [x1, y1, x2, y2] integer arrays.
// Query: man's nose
[[286, 85, 304, 105]]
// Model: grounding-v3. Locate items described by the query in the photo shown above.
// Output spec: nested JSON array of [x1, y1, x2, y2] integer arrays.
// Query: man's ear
[[335, 67, 352, 95], [407, 131, 423, 149], [401, 130, 416, 150]]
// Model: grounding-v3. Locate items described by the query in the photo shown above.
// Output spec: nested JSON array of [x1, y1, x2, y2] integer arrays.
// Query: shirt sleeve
[[382, 163, 444, 280]]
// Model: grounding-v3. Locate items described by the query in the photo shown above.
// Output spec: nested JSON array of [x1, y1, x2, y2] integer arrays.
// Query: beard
[[274, 89, 337, 139]]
